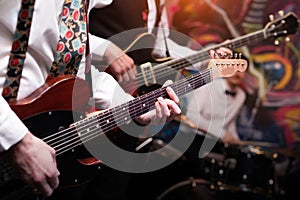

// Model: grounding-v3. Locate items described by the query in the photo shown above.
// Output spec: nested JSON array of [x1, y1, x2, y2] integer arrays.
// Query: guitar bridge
[[140, 62, 156, 87]]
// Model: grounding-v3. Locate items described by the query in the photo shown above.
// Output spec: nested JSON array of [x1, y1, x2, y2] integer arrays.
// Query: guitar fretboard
[[73, 68, 211, 142], [152, 30, 265, 73]]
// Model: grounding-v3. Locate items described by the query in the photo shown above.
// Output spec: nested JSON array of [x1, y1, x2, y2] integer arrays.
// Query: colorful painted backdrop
[[166, 0, 300, 149]]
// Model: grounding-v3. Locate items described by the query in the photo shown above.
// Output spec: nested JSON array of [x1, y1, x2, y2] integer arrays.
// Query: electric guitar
[[0, 58, 247, 200], [116, 12, 298, 95]]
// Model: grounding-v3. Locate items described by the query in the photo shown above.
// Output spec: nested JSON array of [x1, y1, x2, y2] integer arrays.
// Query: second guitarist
[[89, 0, 227, 90]]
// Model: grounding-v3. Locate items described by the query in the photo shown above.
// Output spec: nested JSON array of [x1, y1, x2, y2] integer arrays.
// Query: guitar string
[[0, 16, 291, 188], [39, 64, 211, 147], [2, 67, 212, 176], [59, 72, 212, 154], [47, 61, 245, 155], [39, 31, 265, 148], [44, 67, 214, 154], [1, 14, 290, 195], [45, 59, 246, 152], [3, 62, 245, 173], [127, 30, 264, 91], [133, 22, 287, 89], [54, 68, 213, 155], [34, 21, 278, 153], [0, 15, 286, 185], [67, 62, 247, 155]]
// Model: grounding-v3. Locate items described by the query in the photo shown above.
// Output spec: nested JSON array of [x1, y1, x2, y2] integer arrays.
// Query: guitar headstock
[[208, 59, 248, 79], [264, 11, 299, 39]]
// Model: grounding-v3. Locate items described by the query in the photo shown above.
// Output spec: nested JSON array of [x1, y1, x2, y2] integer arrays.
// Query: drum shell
[[220, 145, 275, 195], [156, 178, 272, 200]]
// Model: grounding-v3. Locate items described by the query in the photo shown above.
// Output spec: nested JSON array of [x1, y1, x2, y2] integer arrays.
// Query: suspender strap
[[84, 0, 93, 97], [153, 0, 163, 28], [2, 0, 36, 102], [153, 0, 170, 57]]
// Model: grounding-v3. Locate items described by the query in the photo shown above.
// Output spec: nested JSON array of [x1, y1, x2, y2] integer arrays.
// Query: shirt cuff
[[89, 34, 111, 64], [0, 97, 28, 152]]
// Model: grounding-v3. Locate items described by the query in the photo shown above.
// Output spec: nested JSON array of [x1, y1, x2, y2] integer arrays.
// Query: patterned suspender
[[2, 0, 89, 102], [2, 0, 36, 102]]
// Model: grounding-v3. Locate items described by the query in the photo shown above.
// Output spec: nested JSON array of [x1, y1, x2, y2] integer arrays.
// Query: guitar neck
[[155, 12, 299, 73], [52, 11, 299, 153], [72, 68, 212, 142], [127, 68, 212, 118], [215, 29, 266, 52], [72, 58, 247, 153], [154, 29, 265, 72], [124, 12, 299, 95]]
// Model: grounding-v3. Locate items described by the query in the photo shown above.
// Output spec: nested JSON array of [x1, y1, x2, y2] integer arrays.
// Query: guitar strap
[[2, 0, 36, 102]]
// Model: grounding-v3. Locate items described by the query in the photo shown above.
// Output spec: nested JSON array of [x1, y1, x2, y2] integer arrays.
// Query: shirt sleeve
[[89, 33, 111, 65], [76, 66, 133, 110], [185, 87, 209, 131], [92, 70, 133, 110], [226, 120, 239, 140], [0, 96, 28, 152]]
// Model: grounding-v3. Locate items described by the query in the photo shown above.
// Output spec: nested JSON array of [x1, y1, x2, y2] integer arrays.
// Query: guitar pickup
[[140, 62, 156, 87]]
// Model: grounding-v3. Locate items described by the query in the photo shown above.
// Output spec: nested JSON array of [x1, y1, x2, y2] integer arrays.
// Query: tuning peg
[[285, 37, 290, 42], [269, 14, 274, 21], [278, 10, 284, 17], [274, 40, 280, 45], [234, 53, 239, 59]]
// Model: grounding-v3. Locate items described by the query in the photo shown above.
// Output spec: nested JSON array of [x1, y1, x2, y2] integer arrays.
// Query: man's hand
[[209, 47, 233, 59], [135, 85, 181, 125], [221, 131, 242, 145], [7, 132, 60, 197]]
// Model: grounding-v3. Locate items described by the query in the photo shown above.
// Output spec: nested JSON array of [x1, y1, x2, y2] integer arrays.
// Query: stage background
[[166, 0, 300, 151]]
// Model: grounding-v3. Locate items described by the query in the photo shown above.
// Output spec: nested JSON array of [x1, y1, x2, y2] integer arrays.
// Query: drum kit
[[140, 115, 300, 200]]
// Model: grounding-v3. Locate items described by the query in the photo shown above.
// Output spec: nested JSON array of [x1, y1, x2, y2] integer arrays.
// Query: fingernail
[[157, 97, 163, 103]]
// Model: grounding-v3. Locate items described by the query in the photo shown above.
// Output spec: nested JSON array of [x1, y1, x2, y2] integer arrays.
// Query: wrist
[[9, 132, 32, 152]]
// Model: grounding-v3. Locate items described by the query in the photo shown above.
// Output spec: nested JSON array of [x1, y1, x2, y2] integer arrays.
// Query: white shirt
[[185, 78, 246, 141], [0, 0, 132, 151]]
